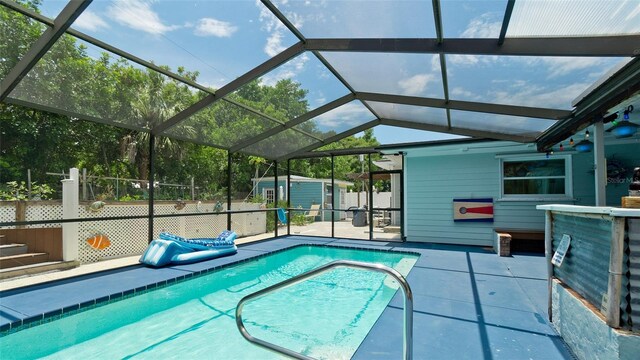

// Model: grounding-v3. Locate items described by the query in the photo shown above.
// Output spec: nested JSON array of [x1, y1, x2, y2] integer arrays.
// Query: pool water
[[1, 245, 417, 359]]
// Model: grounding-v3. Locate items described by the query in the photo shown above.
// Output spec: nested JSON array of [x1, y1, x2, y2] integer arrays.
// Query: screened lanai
[[2, 0, 639, 161]]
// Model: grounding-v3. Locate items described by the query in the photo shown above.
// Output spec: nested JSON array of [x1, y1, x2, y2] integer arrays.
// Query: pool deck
[[0, 236, 573, 359]]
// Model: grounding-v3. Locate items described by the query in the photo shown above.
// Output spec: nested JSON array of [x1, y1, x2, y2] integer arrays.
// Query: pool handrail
[[235, 259, 413, 360]]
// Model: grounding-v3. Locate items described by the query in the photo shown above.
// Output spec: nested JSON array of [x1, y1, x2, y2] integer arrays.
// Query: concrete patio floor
[[0, 236, 571, 359]]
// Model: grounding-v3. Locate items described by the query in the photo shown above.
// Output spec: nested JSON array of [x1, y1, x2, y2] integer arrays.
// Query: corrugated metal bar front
[[552, 213, 611, 311], [626, 219, 640, 331]]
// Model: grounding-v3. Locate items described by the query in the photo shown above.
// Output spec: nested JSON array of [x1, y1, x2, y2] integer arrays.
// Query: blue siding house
[[386, 137, 639, 247], [252, 175, 353, 221]]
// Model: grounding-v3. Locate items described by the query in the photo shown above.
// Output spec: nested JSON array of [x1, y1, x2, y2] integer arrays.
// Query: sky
[[36, 0, 639, 145]]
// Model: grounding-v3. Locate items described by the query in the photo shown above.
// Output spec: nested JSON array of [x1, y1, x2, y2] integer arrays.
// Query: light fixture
[[559, 144, 564, 151], [573, 130, 593, 153], [569, 138, 574, 146], [606, 105, 638, 138]]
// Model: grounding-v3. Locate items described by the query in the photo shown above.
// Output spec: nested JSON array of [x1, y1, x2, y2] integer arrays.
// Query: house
[[252, 175, 354, 221], [382, 135, 639, 249]]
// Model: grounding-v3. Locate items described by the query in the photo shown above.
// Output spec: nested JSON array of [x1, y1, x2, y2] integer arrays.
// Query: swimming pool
[[0, 245, 417, 359]]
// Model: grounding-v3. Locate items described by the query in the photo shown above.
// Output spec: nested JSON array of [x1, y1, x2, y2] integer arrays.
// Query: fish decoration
[[87, 201, 106, 212], [86, 233, 111, 250]]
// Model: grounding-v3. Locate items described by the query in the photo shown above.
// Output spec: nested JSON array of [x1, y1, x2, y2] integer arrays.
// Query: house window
[[501, 155, 572, 199], [263, 188, 275, 203]]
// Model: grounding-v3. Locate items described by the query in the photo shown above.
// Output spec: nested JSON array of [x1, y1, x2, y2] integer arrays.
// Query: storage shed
[[252, 176, 353, 221]]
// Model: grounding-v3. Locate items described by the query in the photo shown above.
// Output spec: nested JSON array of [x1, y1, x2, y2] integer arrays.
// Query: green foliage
[[291, 211, 308, 226], [265, 200, 288, 232], [0, 181, 54, 201], [0, 1, 381, 204]]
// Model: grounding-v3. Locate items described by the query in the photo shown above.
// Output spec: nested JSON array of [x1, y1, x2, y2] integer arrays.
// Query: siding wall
[[406, 153, 498, 246], [289, 181, 322, 212], [404, 139, 637, 246]]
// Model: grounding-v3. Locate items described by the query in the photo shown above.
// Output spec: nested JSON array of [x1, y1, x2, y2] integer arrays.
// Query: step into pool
[[1, 245, 417, 359]]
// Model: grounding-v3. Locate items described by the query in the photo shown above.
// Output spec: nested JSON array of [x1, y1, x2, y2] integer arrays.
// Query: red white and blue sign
[[453, 198, 494, 222]]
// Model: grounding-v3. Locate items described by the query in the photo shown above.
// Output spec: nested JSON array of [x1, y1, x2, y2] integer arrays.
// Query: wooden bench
[[494, 228, 545, 256]]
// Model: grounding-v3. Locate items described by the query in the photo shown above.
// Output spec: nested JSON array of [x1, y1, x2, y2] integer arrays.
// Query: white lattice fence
[[1, 201, 267, 264], [0, 201, 63, 229]]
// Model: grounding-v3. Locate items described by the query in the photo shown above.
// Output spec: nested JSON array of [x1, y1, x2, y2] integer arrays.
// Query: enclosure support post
[[287, 159, 291, 236], [544, 210, 553, 321], [61, 168, 79, 261], [27, 169, 32, 199], [331, 155, 335, 238], [148, 133, 155, 244], [401, 152, 406, 241], [594, 122, 606, 206], [606, 217, 625, 327], [368, 154, 373, 241], [82, 168, 87, 201], [274, 160, 278, 238], [227, 152, 232, 231], [191, 177, 195, 200]]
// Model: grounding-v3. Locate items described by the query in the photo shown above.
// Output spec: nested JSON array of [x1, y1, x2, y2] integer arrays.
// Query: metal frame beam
[[432, 0, 443, 43], [498, 0, 516, 46], [358, 92, 571, 120], [431, 0, 452, 129], [380, 118, 536, 143], [0, 0, 92, 101], [261, 0, 306, 42], [277, 119, 381, 161], [305, 37, 640, 56], [230, 94, 355, 152], [153, 42, 305, 134]]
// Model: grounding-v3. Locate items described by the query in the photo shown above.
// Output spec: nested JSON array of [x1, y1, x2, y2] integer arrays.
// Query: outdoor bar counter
[[537, 204, 640, 360]]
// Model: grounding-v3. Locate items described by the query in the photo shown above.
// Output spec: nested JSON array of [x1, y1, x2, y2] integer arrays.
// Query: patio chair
[[304, 204, 321, 222]]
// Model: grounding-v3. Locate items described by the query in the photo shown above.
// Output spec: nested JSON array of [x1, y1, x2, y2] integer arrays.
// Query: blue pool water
[[1, 245, 417, 359]]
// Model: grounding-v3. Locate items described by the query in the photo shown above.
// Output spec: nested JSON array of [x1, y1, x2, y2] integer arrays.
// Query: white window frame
[[499, 154, 573, 201], [262, 188, 275, 204]]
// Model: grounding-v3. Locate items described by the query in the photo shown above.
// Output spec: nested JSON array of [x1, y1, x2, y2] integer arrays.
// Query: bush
[[0, 181, 55, 201]]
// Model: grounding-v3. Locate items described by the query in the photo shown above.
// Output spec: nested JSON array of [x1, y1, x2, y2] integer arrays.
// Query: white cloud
[[257, 0, 291, 57], [74, 10, 109, 32], [460, 13, 501, 38], [537, 58, 606, 79], [107, 0, 179, 35], [261, 53, 309, 86], [451, 87, 482, 101], [314, 103, 372, 129], [194, 18, 238, 37], [398, 74, 436, 96], [490, 82, 590, 109], [448, 54, 480, 66]]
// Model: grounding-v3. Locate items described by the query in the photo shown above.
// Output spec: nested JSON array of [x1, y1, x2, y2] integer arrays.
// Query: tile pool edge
[[1, 242, 420, 336]]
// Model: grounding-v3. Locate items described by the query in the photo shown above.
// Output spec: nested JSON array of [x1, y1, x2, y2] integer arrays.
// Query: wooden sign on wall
[[453, 198, 494, 222]]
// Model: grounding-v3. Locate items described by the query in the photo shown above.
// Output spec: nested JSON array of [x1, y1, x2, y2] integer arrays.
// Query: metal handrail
[[235, 260, 413, 360]]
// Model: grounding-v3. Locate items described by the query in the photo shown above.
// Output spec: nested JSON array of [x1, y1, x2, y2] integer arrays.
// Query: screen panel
[[0, 5, 48, 80], [62, 0, 299, 90], [8, 34, 207, 132], [270, 0, 436, 38], [294, 101, 375, 140], [508, 0, 640, 37], [366, 101, 448, 126], [242, 128, 319, 160], [321, 52, 444, 99], [447, 54, 629, 110], [450, 110, 556, 136]]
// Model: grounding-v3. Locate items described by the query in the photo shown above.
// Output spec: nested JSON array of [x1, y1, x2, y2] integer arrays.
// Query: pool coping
[[0, 237, 420, 335]]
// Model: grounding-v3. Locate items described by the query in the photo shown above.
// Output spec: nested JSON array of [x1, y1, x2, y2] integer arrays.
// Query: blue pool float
[[140, 231, 238, 267]]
